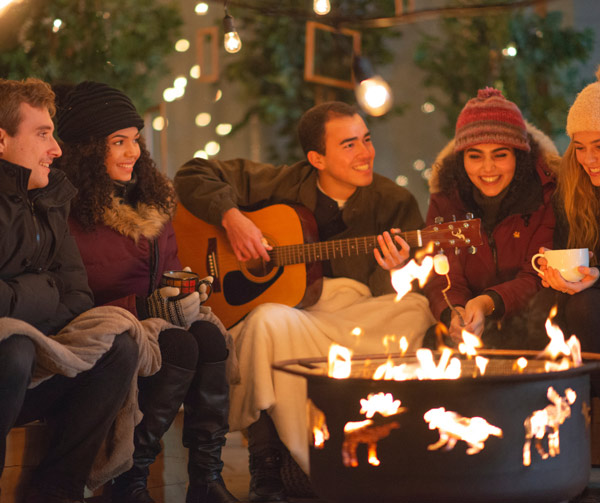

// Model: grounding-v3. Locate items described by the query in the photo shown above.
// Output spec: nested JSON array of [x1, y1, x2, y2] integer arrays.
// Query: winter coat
[[69, 196, 180, 314], [424, 124, 560, 322], [0, 159, 93, 334], [174, 158, 424, 296]]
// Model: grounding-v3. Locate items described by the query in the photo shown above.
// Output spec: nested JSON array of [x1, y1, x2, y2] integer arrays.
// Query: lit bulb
[[313, 0, 331, 15], [224, 32, 242, 53], [353, 56, 393, 117], [355, 76, 393, 117], [223, 14, 242, 53]]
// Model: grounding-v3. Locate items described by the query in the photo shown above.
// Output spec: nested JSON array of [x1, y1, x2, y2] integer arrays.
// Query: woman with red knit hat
[[534, 67, 600, 358], [423, 87, 560, 349]]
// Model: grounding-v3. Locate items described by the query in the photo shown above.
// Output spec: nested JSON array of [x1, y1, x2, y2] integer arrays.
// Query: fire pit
[[273, 350, 600, 503]]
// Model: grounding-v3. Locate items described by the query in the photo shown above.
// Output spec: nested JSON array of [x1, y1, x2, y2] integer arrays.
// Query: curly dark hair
[[436, 134, 542, 223], [55, 135, 176, 231]]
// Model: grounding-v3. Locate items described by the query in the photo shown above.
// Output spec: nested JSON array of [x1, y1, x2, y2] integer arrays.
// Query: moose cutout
[[523, 386, 577, 466]]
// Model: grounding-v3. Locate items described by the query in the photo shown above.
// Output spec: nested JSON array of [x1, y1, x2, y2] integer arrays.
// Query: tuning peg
[[454, 247, 461, 255], [434, 216, 444, 224], [465, 212, 474, 220], [451, 214, 457, 222], [468, 246, 477, 255]]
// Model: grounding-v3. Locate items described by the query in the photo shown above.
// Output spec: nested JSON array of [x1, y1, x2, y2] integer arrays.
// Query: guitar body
[[173, 203, 323, 328]]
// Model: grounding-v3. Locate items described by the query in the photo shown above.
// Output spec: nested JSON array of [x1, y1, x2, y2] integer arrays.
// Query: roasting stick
[[433, 253, 466, 327]]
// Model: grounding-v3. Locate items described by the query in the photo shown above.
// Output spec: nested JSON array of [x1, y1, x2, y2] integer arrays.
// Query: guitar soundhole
[[245, 258, 275, 278]]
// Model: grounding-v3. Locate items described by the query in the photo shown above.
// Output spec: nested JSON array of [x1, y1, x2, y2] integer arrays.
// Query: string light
[[313, 0, 331, 15], [352, 55, 393, 117], [223, 1, 242, 53]]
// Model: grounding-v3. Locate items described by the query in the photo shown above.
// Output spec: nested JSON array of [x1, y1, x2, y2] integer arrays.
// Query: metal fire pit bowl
[[273, 350, 600, 503]]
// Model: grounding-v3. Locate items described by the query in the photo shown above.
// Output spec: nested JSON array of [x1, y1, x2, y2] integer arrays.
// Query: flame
[[416, 348, 461, 380], [391, 255, 434, 301], [368, 444, 380, 466], [542, 308, 582, 367], [360, 392, 403, 418], [424, 407, 503, 455], [307, 399, 330, 448], [475, 356, 489, 376], [523, 386, 576, 466], [351, 327, 362, 337], [399, 336, 408, 355], [344, 419, 373, 433], [328, 344, 352, 379], [458, 329, 482, 357], [513, 357, 528, 373]]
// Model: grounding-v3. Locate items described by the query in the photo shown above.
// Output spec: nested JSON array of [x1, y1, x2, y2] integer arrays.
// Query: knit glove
[[146, 286, 200, 327]]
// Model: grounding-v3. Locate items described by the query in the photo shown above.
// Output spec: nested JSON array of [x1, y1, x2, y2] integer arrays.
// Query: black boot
[[112, 361, 195, 503], [183, 359, 239, 503], [247, 412, 288, 503]]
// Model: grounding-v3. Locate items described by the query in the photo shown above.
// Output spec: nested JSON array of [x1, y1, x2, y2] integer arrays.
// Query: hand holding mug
[[532, 247, 599, 294], [161, 270, 213, 303]]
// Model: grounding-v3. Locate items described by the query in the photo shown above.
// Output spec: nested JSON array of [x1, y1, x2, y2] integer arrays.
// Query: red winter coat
[[69, 197, 181, 316], [424, 125, 560, 322]]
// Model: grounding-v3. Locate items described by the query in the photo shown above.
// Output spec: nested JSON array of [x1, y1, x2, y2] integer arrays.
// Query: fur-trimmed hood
[[101, 195, 174, 243], [428, 121, 561, 194]]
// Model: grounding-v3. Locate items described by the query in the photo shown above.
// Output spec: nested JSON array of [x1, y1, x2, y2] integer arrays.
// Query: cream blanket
[[228, 277, 435, 473], [0, 306, 165, 490]]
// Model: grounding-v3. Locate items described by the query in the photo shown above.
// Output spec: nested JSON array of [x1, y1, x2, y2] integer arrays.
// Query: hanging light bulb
[[223, 13, 242, 53], [353, 55, 393, 117], [313, 0, 331, 15]]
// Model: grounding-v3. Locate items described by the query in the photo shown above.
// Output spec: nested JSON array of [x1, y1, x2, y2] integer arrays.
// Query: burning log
[[523, 386, 577, 466], [424, 407, 503, 455], [342, 420, 400, 467]]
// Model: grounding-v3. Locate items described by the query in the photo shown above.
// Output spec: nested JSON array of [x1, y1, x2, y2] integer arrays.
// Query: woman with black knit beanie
[[54, 81, 239, 503], [423, 87, 560, 350]]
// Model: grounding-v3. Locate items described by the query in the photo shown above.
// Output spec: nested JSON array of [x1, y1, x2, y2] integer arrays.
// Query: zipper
[[488, 232, 499, 274], [28, 198, 43, 270]]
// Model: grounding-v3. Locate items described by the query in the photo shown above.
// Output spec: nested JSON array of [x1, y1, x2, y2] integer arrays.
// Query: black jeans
[[0, 331, 138, 500]]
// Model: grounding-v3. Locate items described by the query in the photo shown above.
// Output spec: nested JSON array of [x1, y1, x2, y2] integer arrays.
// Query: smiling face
[[105, 127, 141, 182], [308, 113, 375, 200], [0, 102, 62, 190], [463, 143, 516, 197], [573, 131, 600, 186]]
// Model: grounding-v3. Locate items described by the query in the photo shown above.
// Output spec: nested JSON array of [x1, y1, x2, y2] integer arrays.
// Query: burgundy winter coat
[[424, 128, 559, 322], [69, 197, 181, 316]]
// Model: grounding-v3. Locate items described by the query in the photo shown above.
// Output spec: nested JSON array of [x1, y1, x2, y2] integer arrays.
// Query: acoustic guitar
[[173, 203, 482, 328]]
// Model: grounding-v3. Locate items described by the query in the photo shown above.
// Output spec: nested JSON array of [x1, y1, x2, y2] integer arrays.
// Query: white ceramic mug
[[531, 248, 589, 282]]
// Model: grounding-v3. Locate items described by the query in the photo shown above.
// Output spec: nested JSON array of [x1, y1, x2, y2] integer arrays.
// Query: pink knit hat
[[454, 87, 530, 152]]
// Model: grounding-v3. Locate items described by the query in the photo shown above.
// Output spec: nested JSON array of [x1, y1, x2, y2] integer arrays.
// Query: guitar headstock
[[421, 217, 483, 254]]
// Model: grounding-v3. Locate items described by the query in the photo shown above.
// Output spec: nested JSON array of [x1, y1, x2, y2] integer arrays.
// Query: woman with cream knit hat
[[534, 66, 600, 359]]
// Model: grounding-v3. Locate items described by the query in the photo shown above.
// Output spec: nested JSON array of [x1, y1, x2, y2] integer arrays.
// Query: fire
[[390, 255, 434, 301], [328, 344, 352, 379], [542, 307, 582, 368], [523, 386, 576, 466], [458, 329, 482, 357], [360, 392, 404, 418], [416, 348, 461, 380], [399, 336, 408, 355], [424, 407, 503, 455], [513, 357, 528, 373], [307, 399, 330, 448]]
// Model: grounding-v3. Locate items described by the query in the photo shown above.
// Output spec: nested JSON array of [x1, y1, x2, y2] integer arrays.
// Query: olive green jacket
[[175, 158, 423, 296]]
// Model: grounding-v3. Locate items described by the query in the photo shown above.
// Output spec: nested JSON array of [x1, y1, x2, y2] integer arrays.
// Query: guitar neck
[[269, 230, 422, 266]]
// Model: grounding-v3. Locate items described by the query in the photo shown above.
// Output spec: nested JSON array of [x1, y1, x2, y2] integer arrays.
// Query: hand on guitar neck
[[222, 207, 273, 262], [374, 229, 410, 271]]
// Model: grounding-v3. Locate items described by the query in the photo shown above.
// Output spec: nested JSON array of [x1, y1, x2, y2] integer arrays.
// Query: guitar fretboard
[[268, 231, 422, 266]]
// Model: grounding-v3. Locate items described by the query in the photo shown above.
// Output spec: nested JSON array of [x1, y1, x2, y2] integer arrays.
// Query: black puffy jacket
[[0, 159, 93, 334]]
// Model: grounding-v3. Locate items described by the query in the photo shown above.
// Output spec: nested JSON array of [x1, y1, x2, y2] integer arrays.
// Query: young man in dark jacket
[[0, 78, 138, 503], [175, 101, 434, 502]]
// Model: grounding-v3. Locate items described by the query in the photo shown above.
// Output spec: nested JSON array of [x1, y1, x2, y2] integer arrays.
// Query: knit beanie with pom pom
[[454, 87, 530, 153], [566, 65, 600, 138]]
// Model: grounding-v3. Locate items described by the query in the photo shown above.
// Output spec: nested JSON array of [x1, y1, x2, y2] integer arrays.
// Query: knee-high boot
[[183, 358, 239, 503], [112, 362, 196, 503]]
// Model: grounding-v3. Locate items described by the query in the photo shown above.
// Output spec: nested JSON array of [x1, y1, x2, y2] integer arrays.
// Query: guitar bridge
[[207, 238, 221, 292]]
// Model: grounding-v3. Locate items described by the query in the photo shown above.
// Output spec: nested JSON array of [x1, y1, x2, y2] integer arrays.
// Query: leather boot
[[183, 358, 239, 503], [112, 361, 195, 503], [248, 447, 287, 503]]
